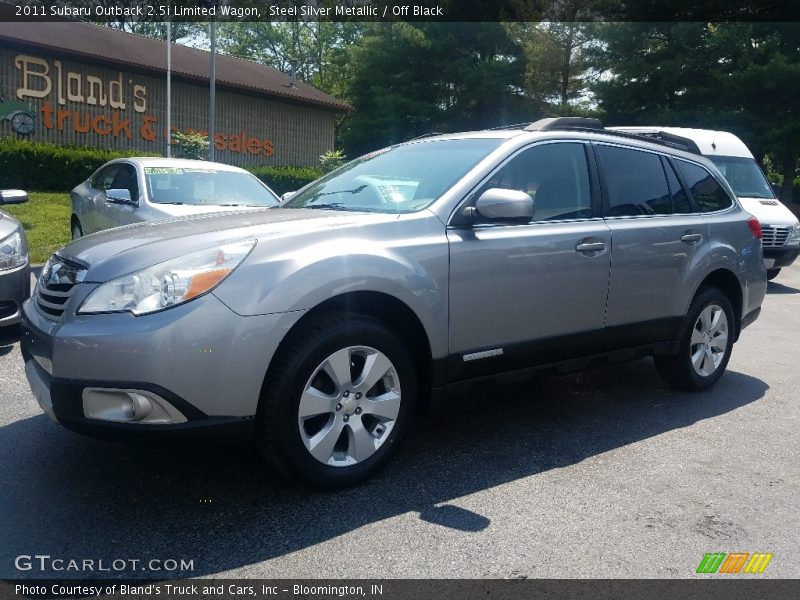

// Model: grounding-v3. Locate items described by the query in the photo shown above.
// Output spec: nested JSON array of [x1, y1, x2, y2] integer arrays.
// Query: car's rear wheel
[[767, 268, 781, 281], [655, 286, 735, 391], [71, 218, 83, 240], [255, 315, 416, 489]]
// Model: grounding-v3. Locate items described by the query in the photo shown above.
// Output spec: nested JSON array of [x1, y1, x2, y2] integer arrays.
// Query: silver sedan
[[70, 158, 279, 238]]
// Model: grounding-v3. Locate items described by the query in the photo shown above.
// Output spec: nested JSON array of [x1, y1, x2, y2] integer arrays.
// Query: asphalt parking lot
[[1, 265, 798, 579]]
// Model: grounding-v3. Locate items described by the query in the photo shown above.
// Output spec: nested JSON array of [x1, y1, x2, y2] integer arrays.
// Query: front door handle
[[681, 233, 702, 243], [576, 241, 606, 253]]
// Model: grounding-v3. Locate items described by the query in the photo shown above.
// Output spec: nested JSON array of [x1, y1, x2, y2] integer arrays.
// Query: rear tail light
[[747, 217, 762, 240]]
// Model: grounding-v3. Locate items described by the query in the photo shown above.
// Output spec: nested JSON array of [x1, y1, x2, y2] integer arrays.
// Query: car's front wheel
[[655, 286, 735, 391], [767, 268, 781, 281], [255, 315, 416, 489]]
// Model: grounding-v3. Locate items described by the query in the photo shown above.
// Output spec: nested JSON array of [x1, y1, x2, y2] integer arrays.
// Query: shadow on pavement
[[767, 280, 799, 295], [0, 324, 20, 356], [0, 359, 768, 578]]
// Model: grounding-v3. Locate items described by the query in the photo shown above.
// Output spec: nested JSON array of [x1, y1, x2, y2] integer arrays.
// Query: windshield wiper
[[303, 202, 349, 211]]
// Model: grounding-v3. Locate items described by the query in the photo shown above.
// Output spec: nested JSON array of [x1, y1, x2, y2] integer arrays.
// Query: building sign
[[4, 54, 275, 158]]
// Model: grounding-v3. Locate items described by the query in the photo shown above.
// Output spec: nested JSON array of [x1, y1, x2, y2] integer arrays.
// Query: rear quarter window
[[675, 160, 734, 212]]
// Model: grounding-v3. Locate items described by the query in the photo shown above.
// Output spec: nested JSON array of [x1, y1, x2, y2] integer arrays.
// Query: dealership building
[[0, 18, 350, 166]]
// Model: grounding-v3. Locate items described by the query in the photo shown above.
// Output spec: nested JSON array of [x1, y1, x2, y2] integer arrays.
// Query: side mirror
[[473, 188, 533, 222], [0, 189, 29, 205], [771, 183, 781, 197], [105, 188, 134, 205], [281, 191, 297, 203]]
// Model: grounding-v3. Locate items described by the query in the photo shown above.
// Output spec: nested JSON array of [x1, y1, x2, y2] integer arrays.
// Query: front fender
[[213, 218, 450, 358]]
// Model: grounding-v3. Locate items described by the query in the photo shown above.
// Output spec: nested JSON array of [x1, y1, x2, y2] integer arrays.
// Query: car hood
[[57, 208, 397, 282], [737, 197, 799, 227]]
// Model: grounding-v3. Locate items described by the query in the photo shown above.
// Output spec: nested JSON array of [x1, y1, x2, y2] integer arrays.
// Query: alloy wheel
[[690, 304, 729, 377], [297, 345, 402, 467]]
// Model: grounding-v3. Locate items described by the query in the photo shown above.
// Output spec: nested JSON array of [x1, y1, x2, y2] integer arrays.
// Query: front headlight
[[78, 240, 256, 315], [0, 230, 27, 271], [788, 224, 800, 245]]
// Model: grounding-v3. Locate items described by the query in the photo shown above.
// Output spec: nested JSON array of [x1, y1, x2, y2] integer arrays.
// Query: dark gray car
[[21, 118, 767, 488], [0, 190, 30, 327]]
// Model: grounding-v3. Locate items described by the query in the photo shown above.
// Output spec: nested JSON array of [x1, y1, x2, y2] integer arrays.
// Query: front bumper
[[23, 357, 253, 442], [0, 262, 30, 326], [21, 290, 304, 440], [763, 246, 800, 269]]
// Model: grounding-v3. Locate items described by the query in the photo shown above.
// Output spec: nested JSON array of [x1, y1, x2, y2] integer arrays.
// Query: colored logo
[[697, 552, 773, 574]]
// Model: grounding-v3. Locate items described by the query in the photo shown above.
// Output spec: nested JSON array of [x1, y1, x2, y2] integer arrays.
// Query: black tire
[[655, 286, 735, 391], [71, 217, 83, 240], [767, 268, 781, 281], [255, 314, 417, 489]]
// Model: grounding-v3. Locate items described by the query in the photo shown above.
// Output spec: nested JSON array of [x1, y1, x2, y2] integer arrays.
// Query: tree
[[217, 21, 363, 98], [509, 21, 599, 115], [339, 22, 534, 156], [593, 22, 800, 202]]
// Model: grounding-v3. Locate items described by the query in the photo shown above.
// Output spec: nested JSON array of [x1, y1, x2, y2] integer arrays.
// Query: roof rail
[[606, 128, 702, 155], [484, 122, 533, 131], [525, 117, 604, 131], [407, 132, 445, 141], [521, 117, 703, 155]]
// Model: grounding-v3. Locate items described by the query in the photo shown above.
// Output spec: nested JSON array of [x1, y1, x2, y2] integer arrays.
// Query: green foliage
[[319, 150, 347, 173], [339, 22, 536, 156], [509, 21, 600, 115], [592, 22, 800, 201], [0, 137, 158, 191], [170, 131, 209, 160], [1, 192, 71, 263], [218, 22, 363, 100], [245, 165, 323, 196]]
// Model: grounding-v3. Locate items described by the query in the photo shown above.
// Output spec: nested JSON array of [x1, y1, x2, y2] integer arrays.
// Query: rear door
[[596, 143, 709, 346], [447, 141, 612, 380]]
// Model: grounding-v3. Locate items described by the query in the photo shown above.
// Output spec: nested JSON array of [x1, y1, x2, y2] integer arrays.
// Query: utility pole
[[166, 17, 172, 158], [208, 6, 217, 161]]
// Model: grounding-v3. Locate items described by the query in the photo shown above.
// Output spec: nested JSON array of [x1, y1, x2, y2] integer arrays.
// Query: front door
[[447, 141, 612, 381], [100, 163, 144, 230]]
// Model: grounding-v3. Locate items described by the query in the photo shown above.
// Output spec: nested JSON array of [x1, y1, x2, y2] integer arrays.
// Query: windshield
[[709, 156, 774, 199], [283, 138, 504, 213], [144, 167, 279, 207]]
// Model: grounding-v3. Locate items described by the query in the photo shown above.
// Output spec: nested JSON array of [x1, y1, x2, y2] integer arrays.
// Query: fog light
[[82, 388, 187, 424]]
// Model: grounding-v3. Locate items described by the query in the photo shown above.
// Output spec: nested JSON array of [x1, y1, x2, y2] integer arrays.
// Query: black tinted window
[[92, 165, 119, 191], [676, 160, 733, 212], [663, 158, 692, 213], [598, 146, 671, 216], [481, 142, 591, 222], [110, 164, 140, 202]]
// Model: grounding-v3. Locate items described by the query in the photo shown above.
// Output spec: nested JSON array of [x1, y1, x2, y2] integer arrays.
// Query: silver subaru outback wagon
[[21, 117, 767, 488]]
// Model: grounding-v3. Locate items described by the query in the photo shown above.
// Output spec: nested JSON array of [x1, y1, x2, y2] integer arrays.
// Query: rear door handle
[[576, 241, 606, 253], [681, 233, 702, 243]]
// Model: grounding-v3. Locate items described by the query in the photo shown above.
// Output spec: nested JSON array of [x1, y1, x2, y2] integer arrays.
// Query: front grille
[[35, 255, 86, 320], [761, 225, 791, 248]]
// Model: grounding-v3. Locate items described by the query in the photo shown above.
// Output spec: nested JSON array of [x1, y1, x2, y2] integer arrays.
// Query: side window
[[675, 160, 733, 212], [597, 145, 672, 216], [662, 157, 692, 213], [110, 164, 140, 203], [479, 142, 592, 222], [91, 165, 119, 191]]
